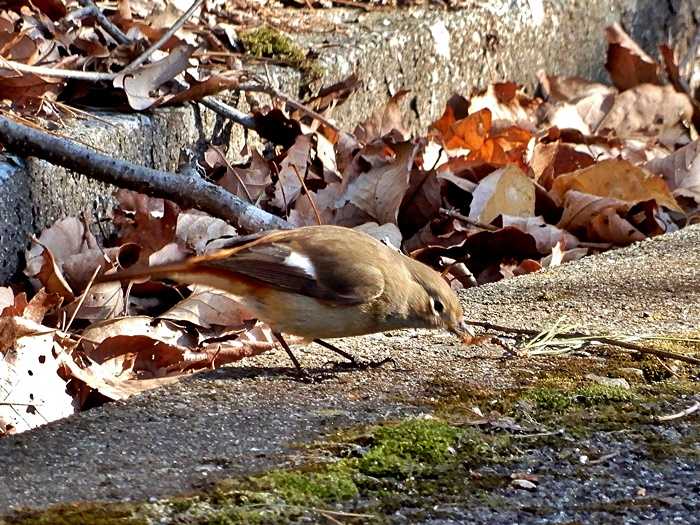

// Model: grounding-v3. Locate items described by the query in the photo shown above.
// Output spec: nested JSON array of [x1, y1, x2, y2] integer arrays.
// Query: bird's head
[[402, 256, 470, 340]]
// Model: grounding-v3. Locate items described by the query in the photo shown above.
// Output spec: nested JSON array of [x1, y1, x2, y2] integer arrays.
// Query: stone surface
[[0, 224, 698, 512]]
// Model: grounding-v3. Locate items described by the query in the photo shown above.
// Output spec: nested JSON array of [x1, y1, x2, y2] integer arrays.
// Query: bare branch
[[121, 0, 205, 74], [0, 115, 290, 233], [239, 82, 340, 132], [77, 0, 131, 45], [201, 97, 257, 130]]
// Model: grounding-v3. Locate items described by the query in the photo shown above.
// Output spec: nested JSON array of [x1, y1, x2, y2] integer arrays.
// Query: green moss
[[240, 27, 308, 69], [253, 465, 358, 505], [357, 418, 461, 477], [4, 503, 146, 525]]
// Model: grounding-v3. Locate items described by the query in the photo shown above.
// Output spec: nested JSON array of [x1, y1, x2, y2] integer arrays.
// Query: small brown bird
[[103, 225, 468, 374]]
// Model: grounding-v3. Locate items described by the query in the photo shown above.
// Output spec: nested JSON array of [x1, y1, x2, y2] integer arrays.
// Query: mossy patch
[[524, 383, 636, 411], [3, 503, 147, 525], [240, 27, 308, 70], [356, 418, 461, 477]]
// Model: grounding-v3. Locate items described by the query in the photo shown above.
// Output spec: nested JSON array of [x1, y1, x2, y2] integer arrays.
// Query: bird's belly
[[252, 291, 376, 340]]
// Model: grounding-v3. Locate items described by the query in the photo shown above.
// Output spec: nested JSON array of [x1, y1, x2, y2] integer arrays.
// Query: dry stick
[[0, 115, 289, 232], [121, 0, 205, 74], [0, 57, 115, 81], [290, 164, 322, 225], [238, 82, 341, 132], [200, 97, 257, 130], [657, 400, 700, 422], [440, 207, 499, 231], [464, 319, 700, 366], [64, 266, 101, 332], [209, 144, 254, 202], [76, 0, 131, 45]]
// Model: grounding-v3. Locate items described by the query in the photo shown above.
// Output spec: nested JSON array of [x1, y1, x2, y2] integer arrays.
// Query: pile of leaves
[[0, 0, 326, 116], [2, 20, 700, 435], [226, 23, 699, 285]]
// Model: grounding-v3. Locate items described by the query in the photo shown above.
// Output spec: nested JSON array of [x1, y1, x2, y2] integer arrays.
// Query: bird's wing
[[199, 239, 385, 305]]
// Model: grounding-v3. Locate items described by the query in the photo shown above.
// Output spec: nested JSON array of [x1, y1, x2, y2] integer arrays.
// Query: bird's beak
[[450, 318, 475, 343]]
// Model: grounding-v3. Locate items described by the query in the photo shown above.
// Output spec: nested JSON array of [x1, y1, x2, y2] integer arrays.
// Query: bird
[[100, 225, 469, 377]]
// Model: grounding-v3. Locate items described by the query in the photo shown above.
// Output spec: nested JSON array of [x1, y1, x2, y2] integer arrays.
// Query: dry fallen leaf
[[596, 84, 693, 138], [501, 215, 579, 254], [0, 317, 75, 436], [112, 44, 195, 110], [469, 165, 536, 224], [644, 139, 700, 204], [604, 23, 661, 91], [271, 134, 313, 210], [550, 159, 682, 212], [341, 140, 418, 225], [354, 90, 410, 143], [160, 285, 254, 329]]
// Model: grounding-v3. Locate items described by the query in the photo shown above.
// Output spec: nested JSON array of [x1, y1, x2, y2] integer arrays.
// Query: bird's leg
[[313, 339, 394, 370], [273, 332, 312, 381]]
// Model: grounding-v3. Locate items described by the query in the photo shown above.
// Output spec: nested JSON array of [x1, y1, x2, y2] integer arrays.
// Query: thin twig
[[64, 266, 101, 332], [464, 320, 700, 366], [209, 144, 254, 202], [121, 0, 205, 74], [290, 164, 322, 225], [439, 207, 499, 231], [238, 82, 340, 132], [512, 429, 564, 439], [657, 399, 700, 422], [77, 0, 131, 45], [0, 57, 115, 81]]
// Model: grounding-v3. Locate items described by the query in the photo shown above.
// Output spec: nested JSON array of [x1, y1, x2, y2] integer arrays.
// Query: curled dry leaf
[[538, 72, 616, 103], [341, 140, 418, 225], [604, 23, 660, 91], [271, 134, 313, 210], [557, 190, 630, 231], [550, 159, 681, 212], [400, 169, 443, 235], [596, 84, 693, 138], [354, 90, 410, 143], [174, 211, 238, 255], [501, 215, 579, 254], [211, 147, 272, 203], [288, 182, 341, 227], [113, 189, 180, 263], [25, 217, 97, 285], [429, 93, 470, 138], [589, 207, 646, 245], [530, 141, 595, 189], [112, 44, 195, 110], [0, 317, 75, 436], [469, 165, 536, 224], [644, 139, 700, 204], [160, 285, 254, 329], [79, 316, 196, 358], [2, 288, 62, 324]]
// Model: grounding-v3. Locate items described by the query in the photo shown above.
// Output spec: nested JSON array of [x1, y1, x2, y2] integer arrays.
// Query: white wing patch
[[283, 251, 316, 278]]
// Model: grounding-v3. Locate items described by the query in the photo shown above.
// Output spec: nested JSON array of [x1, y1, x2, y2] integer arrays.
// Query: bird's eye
[[431, 297, 444, 315]]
